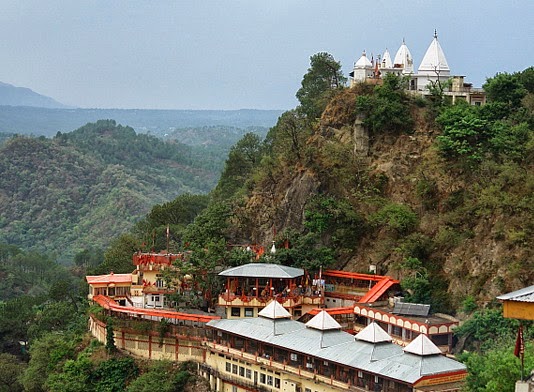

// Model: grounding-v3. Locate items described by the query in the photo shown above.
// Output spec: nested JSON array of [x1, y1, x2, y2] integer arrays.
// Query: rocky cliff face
[[231, 90, 532, 310]]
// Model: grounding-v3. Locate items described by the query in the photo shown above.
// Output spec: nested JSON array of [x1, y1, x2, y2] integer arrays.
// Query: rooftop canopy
[[355, 321, 392, 343], [497, 285, 534, 303], [305, 310, 342, 331], [219, 263, 304, 279], [404, 333, 442, 356], [258, 299, 292, 319]]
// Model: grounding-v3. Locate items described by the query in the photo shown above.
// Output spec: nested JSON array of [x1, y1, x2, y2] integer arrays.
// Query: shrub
[[371, 203, 418, 235]]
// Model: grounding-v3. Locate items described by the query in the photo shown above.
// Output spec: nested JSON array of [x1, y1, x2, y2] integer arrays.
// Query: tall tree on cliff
[[296, 52, 346, 120]]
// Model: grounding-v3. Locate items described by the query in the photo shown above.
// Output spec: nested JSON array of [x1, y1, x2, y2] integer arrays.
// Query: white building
[[350, 31, 486, 105]]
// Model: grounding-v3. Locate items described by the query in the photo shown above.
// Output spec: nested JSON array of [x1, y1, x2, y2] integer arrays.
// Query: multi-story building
[[218, 263, 323, 319], [86, 251, 185, 309], [202, 300, 467, 392]]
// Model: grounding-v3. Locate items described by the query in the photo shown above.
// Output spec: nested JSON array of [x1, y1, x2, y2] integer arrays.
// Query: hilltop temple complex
[[350, 31, 486, 105]]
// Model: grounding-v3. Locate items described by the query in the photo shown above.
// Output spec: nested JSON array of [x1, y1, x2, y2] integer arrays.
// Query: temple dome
[[355, 51, 372, 68], [393, 40, 414, 73], [382, 49, 393, 68]]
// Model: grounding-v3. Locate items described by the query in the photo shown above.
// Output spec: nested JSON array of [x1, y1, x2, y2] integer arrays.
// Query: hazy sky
[[1, 1, 532, 110]]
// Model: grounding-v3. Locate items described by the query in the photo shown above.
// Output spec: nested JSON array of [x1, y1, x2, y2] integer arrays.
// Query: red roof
[[132, 252, 185, 266], [323, 270, 392, 282], [92, 295, 220, 323], [307, 307, 354, 316], [358, 277, 399, 303], [86, 273, 132, 285]]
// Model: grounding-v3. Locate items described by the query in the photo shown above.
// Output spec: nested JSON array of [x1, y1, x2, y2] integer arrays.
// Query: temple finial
[[434, 29, 438, 39]]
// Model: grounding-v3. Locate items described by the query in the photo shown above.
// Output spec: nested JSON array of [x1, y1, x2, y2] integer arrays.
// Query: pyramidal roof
[[258, 299, 291, 319], [404, 333, 442, 356], [355, 51, 372, 68], [219, 263, 303, 279], [355, 322, 392, 343], [305, 310, 342, 331], [382, 49, 393, 68], [393, 40, 414, 73], [418, 31, 450, 75]]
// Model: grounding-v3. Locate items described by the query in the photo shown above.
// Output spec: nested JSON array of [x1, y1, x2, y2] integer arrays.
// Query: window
[[305, 388, 312, 392], [267, 375, 273, 386], [244, 308, 254, 317], [232, 386, 237, 392], [226, 362, 231, 372], [239, 366, 245, 377], [290, 353, 298, 361], [260, 373, 266, 384], [246, 369, 252, 379], [231, 307, 241, 317], [274, 378, 280, 388], [232, 364, 238, 374]]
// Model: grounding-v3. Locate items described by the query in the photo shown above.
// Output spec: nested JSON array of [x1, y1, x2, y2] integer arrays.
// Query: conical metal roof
[[404, 333, 442, 356], [418, 31, 450, 75], [305, 310, 342, 331], [355, 322, 392, 343], [258, 299, 291, 319]]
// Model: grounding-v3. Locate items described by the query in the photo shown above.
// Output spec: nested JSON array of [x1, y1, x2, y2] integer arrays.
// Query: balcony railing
[[218, 292, 323, 308], [205, 341, 368, 392]]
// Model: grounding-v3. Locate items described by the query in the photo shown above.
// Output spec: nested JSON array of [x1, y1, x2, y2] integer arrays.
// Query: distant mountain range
[[0, 81, 70, 109], [0, 81, 283, 136]]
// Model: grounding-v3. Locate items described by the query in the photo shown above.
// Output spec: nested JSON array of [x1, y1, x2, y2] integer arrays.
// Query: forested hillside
[[101, 60, 533, 314], [0, 120, 226, 260]]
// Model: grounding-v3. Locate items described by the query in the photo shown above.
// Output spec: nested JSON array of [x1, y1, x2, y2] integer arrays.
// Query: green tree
[[460, 341, 534, 392], [46, 356, 94, 392], [399, 257, 431, 304], [213, 133, 264, 201], [484, 72, 527, 108], [126, 361, 191, 392], [296, 52, 346, 119], [91, 358, 138, 392], [356, 73, 413, 134], [371, 202, 418, 235], [91, 233, 139, 275], [21, 332, 80, 392], [182, 202, 231, 247], [0, 353, 26, 392], [265, 110, 311, 164], [105, 322, 116, 353]]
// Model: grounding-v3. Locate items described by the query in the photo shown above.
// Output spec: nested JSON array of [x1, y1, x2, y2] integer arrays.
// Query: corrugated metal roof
[[207, 317, 466, 384], [219, 263, 303, 279], [497, 285, 534, 302]]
